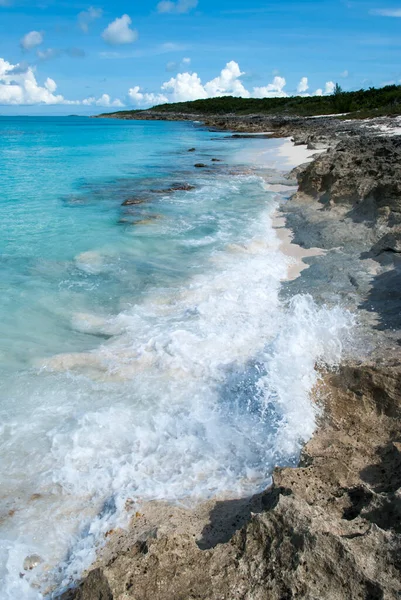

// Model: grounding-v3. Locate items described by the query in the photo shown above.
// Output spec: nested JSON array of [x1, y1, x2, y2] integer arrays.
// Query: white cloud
[[370, 8, 401, 17], [102, 15, 138, 45], [162, 72, 208, 101], [340, 70, 349, 78], [78, 6, 103, 32], [44, 77, 57, 93], [157, 0, 198, 14], [95, 93, 124, 107], [182, 57, 191, 65], [253, 76, 287, 98], [128, 86, 168, 106], [297, 76, 309, 94], [204, 60, 250, 98], [0, 57, 70, 104], [82, 94, 124, 107], [0, 56, 124, 107], [20, 31, 43, 51], [126, 62, 338, 108]]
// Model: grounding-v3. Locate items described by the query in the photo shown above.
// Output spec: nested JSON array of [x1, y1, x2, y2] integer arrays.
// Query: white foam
[[0, 186, 355, 599]]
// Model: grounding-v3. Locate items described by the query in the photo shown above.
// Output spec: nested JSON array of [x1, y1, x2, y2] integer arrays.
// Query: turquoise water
[[0, 117, 353, 598]]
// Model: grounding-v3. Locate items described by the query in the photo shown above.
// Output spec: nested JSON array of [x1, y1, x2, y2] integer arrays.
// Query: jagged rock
[[295, 137, 401, 225], [371, 228, 401, 255]]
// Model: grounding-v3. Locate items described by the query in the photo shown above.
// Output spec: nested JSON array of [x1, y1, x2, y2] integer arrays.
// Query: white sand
[[276, 137, 325, 169], [272, 213, 326, 281]]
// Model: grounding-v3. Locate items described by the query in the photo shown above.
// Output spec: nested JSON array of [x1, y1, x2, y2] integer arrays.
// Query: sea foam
[[1, 200, 353, 598]]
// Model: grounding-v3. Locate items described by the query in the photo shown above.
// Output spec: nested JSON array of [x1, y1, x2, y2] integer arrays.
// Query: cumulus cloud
[[0, 56, 123, 107], [204, 60, 250, 97], [126, 61, 338, 109], [78, 6, 103, 32], [102, 15, 138, 45], [253, 76, 287, 98], [162, 72, 208, 101], [128, 86, 168, 106], [297, 76, 309, 94], [20, 31, 43, 51], [370, 8, 401, 16], [0, 57, 70, 104], [44, 77, 57, 93], [157, 0, 198, 13], [85, 93, 124, 107]]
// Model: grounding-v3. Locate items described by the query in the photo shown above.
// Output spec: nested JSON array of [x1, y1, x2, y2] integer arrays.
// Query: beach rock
[[295, 136, 401, 226], [188, 148, 196, 152], [194, 163, 207, 168], [211, 158, 221, 162], [371, 228, 401, 255]]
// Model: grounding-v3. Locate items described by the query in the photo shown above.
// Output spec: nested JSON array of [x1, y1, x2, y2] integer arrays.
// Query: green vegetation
[[101, 84, 401, 119]]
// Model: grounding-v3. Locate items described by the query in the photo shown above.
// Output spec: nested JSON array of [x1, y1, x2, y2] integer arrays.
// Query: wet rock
[[211, 158, 221, 162], [121, 198, 146, 206], [194, 163, 207, 168], [371, 228, 401, 255], [188, 147, 196, 152], [151, 183, 195, 193]]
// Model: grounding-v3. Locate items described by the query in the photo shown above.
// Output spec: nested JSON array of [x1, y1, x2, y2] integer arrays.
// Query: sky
[[1, 0, 401, 114]]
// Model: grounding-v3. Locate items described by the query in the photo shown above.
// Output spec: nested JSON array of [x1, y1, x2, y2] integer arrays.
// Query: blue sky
[[1, 0, 401, 113]]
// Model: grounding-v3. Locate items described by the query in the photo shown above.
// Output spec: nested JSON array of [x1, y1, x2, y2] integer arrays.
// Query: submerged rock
[[151, 183, 196, 193], [121, 198, 146, 206]]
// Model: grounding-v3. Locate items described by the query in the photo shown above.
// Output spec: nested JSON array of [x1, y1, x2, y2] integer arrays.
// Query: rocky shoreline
[[63, 114, 401, 599]]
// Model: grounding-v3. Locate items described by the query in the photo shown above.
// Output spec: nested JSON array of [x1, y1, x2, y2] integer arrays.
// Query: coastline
[[61, 116, 401, 599]]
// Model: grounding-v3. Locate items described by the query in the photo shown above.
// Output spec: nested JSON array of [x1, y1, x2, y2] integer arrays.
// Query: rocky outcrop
[[295, 137, 401, 227]]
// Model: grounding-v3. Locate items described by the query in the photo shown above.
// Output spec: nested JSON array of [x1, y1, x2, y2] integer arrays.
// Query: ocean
[[0, 116, 353, 598]]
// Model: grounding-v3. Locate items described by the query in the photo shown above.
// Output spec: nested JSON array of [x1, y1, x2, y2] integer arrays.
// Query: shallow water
[[0, 117, 354, 598]]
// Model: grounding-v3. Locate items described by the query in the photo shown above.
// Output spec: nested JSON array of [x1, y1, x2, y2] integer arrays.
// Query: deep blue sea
[[0, 117, 353, 598]]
